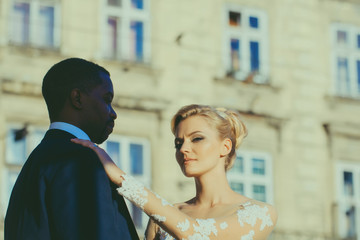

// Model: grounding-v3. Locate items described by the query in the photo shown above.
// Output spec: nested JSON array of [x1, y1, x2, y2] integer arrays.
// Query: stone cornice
[[112, 95, 170, 113], [1, 79, 42, 97], [0, 79, 170, 113]]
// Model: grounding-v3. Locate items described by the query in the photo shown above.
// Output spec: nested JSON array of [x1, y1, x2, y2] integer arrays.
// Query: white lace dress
[[118, 175, 276, 240], [157, 228, 175, 240]]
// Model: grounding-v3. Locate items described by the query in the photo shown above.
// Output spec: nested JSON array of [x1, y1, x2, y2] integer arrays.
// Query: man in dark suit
[[5, 58, 139, 240]]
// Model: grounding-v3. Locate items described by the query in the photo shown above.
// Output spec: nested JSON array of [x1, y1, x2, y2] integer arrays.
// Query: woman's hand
[[71, 138, 125, 186]]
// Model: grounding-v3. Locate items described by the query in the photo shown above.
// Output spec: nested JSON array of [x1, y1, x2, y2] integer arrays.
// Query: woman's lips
[[184, 158, 196, 165]]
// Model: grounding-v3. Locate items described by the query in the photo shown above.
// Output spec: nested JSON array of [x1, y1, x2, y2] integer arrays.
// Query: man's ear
[[70, 88, 83, 109], [220, 138, 232, 157]]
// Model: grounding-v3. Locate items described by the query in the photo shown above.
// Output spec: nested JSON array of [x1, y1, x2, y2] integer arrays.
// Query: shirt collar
[[49, 122, 91, 141]]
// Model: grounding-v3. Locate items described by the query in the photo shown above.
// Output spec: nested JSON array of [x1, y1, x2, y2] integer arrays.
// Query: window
[[102, 0, 151, 62], [101, 134, 151, 231], [336, 163, 360, 240], [9, 0, 61, 48], [1, 124, 46, 216], [223, 5, 269, 83], [227, 151, 274, 203], [331, 24, 360, 98]]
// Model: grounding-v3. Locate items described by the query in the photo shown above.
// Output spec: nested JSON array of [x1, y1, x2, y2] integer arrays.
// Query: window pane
[[250, 41, 260, 72], [344, 171, 354, 196], [229, 11, 241, 27], [130, 21, 144, 61], [230, 39, 240, 72], [344, 205, 356, 238], [108, 0, 121, 7], [357, 60, 360, 93], [337, 30, 347, 46], [130, 143, 143, 175], [107, 141, 121, 168], [131, 0, 143, 9], [230, 182, 244, 195], [249, 16, 258, 29], [7, 171, 19, 201], [232, 155, 244, 173], [337, 57, 350, 94], [29, 130, 45, 150], [253, 184, 266, 202], [252, 158, 265, 175], [6, 129, 27, 164], [12, 2, 30, 44], [106, 17, 118, 58], [38, 6, 55, 47]]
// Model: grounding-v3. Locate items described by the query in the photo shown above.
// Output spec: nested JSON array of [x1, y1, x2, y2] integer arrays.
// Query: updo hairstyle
[[171, 104, 248, 171]]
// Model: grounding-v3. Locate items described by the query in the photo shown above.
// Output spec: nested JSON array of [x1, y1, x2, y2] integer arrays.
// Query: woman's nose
[[180, 140, 190, 154]]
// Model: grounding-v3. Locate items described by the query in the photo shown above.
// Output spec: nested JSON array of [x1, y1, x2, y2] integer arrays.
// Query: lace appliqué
[[188, 218, 218, 240], [188, 233, 206, 240], [152, 214, 166, 222], [177, 219, 190, 232], [220, 221, 228, 230], [117, 174, 148, 209], [241, 230, 255, 240], [237, 203, 273, 231], [158, 227, 175, 240]]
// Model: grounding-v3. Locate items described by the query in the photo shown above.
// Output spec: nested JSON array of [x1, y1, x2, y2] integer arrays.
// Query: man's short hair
[[42, 58, 110, 119]]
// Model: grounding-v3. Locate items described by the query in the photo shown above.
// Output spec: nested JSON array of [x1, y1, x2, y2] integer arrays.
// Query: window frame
[[101, 0, 151, 63], [8, 0, 61, 49], [101, 133, 152, 231], [335, 162, 360, 240], [331, 23, 360, 98], [227, 150, 274, 204], [1, 124, 47, 217], [222, 4, 269, 84]]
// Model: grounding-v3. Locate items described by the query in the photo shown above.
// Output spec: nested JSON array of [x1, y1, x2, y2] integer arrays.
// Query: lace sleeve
[[117, 174, 277, 240]]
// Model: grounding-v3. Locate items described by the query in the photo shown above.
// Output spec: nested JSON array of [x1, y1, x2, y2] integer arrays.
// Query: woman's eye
[[192, 137, 203, 142]]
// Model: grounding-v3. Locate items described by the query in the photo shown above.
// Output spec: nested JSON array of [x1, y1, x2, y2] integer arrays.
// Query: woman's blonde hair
[[171, 104, 248, 171]]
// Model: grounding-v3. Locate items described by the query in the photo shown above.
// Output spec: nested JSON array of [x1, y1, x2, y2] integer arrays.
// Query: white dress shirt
[[49, 122, 91, 140]]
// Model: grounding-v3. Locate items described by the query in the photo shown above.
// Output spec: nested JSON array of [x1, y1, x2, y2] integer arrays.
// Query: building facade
[[0, 0, 360, 239]]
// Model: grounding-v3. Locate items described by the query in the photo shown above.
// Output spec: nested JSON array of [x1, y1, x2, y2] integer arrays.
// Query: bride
[[72, 104, 277, 240]]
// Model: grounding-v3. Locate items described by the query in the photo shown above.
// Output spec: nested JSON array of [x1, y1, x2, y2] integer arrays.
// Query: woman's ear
[[220, 138, 232, 157], [70, 88, 82, 109]]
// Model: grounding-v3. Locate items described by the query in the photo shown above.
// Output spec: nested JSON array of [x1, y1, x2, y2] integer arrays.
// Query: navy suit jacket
[[5, 129, 139, 240]]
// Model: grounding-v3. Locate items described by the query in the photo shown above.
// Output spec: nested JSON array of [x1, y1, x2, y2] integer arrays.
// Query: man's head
[[42, 58, 117, 143]]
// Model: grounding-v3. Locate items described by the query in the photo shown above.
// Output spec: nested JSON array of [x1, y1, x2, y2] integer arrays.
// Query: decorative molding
[[112, 95, 170, 113], [1, 79, 42, 97], [213, 76, 282, 93]]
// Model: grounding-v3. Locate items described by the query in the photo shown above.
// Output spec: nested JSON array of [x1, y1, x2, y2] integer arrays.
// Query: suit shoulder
[[36, 139, 98, 161]]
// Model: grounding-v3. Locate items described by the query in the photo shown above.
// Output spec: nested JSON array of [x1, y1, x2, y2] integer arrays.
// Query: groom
[[5, 58, 139, 239]]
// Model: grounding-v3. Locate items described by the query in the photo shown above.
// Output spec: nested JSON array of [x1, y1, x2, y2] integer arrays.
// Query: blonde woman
[[72, 104, 277, 239]]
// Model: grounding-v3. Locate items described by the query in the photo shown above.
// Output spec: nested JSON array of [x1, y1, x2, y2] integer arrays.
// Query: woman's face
[[174, 115, 227, 177]]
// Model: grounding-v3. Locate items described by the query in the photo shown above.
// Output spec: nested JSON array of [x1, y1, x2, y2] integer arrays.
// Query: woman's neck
[[193, 169, 233, 207]]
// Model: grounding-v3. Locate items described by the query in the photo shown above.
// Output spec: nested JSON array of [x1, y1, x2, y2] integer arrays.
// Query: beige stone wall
[[1, 0, 360, 239]]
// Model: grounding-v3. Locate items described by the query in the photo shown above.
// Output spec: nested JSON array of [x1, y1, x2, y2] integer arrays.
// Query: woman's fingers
[[71, 138, 96, 148]]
